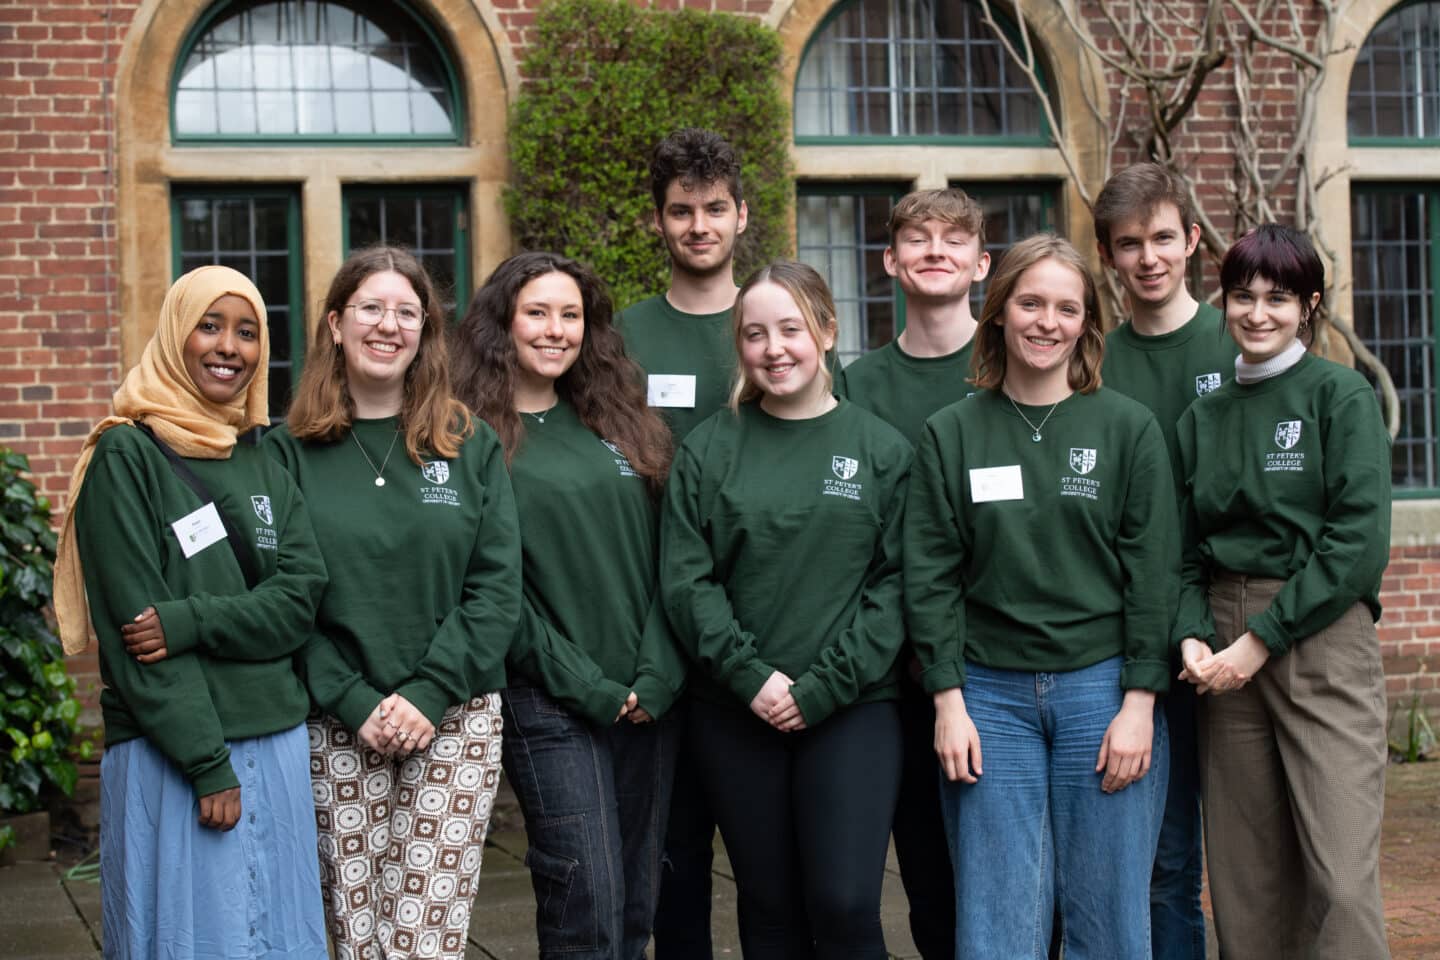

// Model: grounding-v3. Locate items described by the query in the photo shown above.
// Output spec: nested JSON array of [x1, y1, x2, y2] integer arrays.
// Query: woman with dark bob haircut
[[451, 252, 682, 960], [905, 233, 1177, 957], [265, 245, 521, 960], [1174, 224, 1392, 959]]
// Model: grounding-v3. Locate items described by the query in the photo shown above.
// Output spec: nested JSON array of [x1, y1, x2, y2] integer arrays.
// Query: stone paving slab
[[0, 861, 99, 959]]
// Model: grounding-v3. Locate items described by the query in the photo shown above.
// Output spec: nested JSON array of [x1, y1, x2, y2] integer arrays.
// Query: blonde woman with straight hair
[[264, 246, 521, 960], [661, 261, 911, 957], [905, 234, 1178, 958]]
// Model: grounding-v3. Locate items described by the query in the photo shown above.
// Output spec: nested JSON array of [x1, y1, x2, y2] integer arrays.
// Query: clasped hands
[[359, 694, 435, 756], [1179, 632, 1270, 695], [749, 670, 807, 732]]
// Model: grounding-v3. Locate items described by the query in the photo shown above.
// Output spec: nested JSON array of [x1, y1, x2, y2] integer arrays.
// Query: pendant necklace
[[352, 429, 400, 487], [1006, 393, 1061, 443], [524, 401, 559, 424]]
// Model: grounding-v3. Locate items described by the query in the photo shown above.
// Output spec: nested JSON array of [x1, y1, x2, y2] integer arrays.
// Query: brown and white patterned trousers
[[309, 694, 504, 960]]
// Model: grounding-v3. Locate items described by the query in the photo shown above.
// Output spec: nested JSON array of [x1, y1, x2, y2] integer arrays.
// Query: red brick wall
[[1380, 547, 1440, 718]]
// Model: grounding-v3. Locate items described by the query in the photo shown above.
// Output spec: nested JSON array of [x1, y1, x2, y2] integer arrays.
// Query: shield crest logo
[[831, 456, 859, 480], [1195, 372, 1222, 395], [421, 460, 450, 485], [250, 495, 272, 525], [1069, 448, 1097, 475], [1274, 421, 1302, 450], [601, 440, 622, 457]]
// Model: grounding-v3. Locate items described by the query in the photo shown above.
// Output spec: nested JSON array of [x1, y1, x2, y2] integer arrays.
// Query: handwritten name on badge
[[970, 465, 1024, 502], [171, 501, 226, 558], [647, 374, 697, 409]]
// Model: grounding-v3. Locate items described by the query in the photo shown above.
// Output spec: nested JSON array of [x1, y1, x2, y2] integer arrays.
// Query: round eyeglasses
[[346, 300, 426, 331]]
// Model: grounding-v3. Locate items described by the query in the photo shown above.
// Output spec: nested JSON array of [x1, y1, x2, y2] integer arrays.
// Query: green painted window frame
[[341, 184, 471, 322], [170, 0, 465, 146], [948, 179, 1059, 313], [1347, 0, 1440, 147], [170, 185, 306, 424], [793, 0, 1053, 146], [1351, 182, 1440, 498]]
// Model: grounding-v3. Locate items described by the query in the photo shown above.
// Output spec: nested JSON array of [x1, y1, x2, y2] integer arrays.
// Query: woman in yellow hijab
[[55, 265, 329, 959]]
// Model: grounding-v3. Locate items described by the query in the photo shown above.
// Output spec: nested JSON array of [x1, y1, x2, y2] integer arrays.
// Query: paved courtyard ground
[[2, 760, 1436, 959]]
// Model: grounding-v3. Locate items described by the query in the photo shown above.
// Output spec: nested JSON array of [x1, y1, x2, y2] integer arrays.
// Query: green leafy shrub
[[505, 0, 793, 308], [0, 449, 91, 833]]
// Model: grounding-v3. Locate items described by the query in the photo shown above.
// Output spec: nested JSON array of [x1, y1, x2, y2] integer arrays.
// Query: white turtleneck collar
[[1235, 340, 1306, 384]]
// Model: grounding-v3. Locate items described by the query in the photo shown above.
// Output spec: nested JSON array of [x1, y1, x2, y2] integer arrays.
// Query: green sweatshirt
[[660, 399, 911, 725], [1174, 353, 1391, 655], [75, 424, 326, 797], [904, 388, 1178, 693], [617, 294, 735, 443], [264, 417, 521, 732], [507, 398, 684, 726], [834, 340, 977, 446], [1101, 302, 1237, 463]]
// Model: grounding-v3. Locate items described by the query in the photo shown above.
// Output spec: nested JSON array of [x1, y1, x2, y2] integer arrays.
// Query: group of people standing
[[50, 125, 1391, 960]]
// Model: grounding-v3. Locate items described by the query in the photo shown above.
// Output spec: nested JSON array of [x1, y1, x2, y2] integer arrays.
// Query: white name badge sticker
[[647, 374, 697, 409], [969, 465, 1024, 503], [171, 502, 227, 559]]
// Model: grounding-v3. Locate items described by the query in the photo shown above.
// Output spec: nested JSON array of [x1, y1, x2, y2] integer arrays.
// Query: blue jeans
[[501, 683, 679, 960], [942, 657, 1168, 960], [1151, 681, 1206, 960]]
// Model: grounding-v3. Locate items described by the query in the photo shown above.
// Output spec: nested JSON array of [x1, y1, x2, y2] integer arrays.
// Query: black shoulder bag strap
[[135, 421, 261, 588]]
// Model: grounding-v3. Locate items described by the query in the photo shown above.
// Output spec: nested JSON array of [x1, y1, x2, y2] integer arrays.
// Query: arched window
[[795, 0, 1047, 143], [172, 0, 462, 141], [1348, 1, 1440, 491], [791, 0, 1060, 364]]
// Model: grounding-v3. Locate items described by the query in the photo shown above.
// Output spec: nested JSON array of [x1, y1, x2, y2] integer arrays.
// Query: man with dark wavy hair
[[617, 127, 749, 959]]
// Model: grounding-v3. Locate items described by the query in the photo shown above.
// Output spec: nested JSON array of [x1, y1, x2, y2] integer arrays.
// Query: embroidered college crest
[[421, 460, 450, 485], [602, 440, 622, 456], [1274, 421, 1302, 450], [1195, 372, 1222, 395], [250, 495, 272, 525], [1069, 448, 1097, 475], [831, 456, 859, 480]]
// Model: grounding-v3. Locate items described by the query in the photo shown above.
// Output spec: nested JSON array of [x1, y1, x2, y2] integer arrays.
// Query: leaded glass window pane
[[1348, 2, 1440, 140], [175, 0, 456, 139], [795, 0, 1045, 139], [1351, 187, 1437, 489]]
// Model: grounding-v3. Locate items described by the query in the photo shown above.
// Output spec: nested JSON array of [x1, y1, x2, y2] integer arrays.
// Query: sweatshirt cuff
[[190, 752, 240, 798], [920, 659, 967, 695], [789, 675, 838, 728], [631, 673, 679, 720], [396, 679, 459, 730], [1120, 657, 1171, 693], [573, 678, 633, 727], [335, 680, 387, 734], [1246, 610, 1294, 657], [724, 661, 777, 707], [152, 598, 201, 658]]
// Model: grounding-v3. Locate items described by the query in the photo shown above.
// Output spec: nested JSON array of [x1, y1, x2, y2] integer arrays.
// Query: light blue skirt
[[100, 723, 326, 959]]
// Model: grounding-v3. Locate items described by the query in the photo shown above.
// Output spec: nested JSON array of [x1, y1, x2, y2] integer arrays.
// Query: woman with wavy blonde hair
[[264, 245, 521, 960]]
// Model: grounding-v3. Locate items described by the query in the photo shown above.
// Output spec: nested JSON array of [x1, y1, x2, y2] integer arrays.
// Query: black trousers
[[691, 698, 902, 960]]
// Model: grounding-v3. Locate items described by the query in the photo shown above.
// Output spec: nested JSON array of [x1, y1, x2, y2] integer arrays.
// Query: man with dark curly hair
[[616, 128, 749, 959]]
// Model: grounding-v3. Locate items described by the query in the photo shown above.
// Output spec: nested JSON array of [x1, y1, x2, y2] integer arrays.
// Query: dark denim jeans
[[941, 657, 1169, 960], [501, 683, 679, 960], [1151, 681, 1207, 960]]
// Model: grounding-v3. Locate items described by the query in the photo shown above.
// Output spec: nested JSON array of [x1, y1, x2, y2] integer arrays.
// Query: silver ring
[[397, 730, 409, 742]]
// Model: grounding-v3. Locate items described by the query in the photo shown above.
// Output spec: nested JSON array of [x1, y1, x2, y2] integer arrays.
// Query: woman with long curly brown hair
[[263, 245, 521, 960], [451, 251, 680, 959]]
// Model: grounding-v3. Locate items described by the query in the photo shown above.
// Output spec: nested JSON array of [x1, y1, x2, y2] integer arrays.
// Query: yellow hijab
[[53, 265, 271, 654]]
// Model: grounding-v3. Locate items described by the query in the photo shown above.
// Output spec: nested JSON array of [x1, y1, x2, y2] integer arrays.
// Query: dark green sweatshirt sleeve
[[631, 597, 686, 719], [1173, 408, 1218, 646], [1115, 417, 1179, 691], [790, 458, 909, 725], [76, 446, 237, 798], [155, 483, 327, 662], [1247, 385, 1392, 654], [902, 421, 970, 693], [509, 596, 632, 728], [660, 442, 777, 705], [396, 438, 522, 726]]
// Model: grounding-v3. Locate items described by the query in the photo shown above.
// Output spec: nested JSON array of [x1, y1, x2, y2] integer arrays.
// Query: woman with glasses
[[264, 245, 522, 960]]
